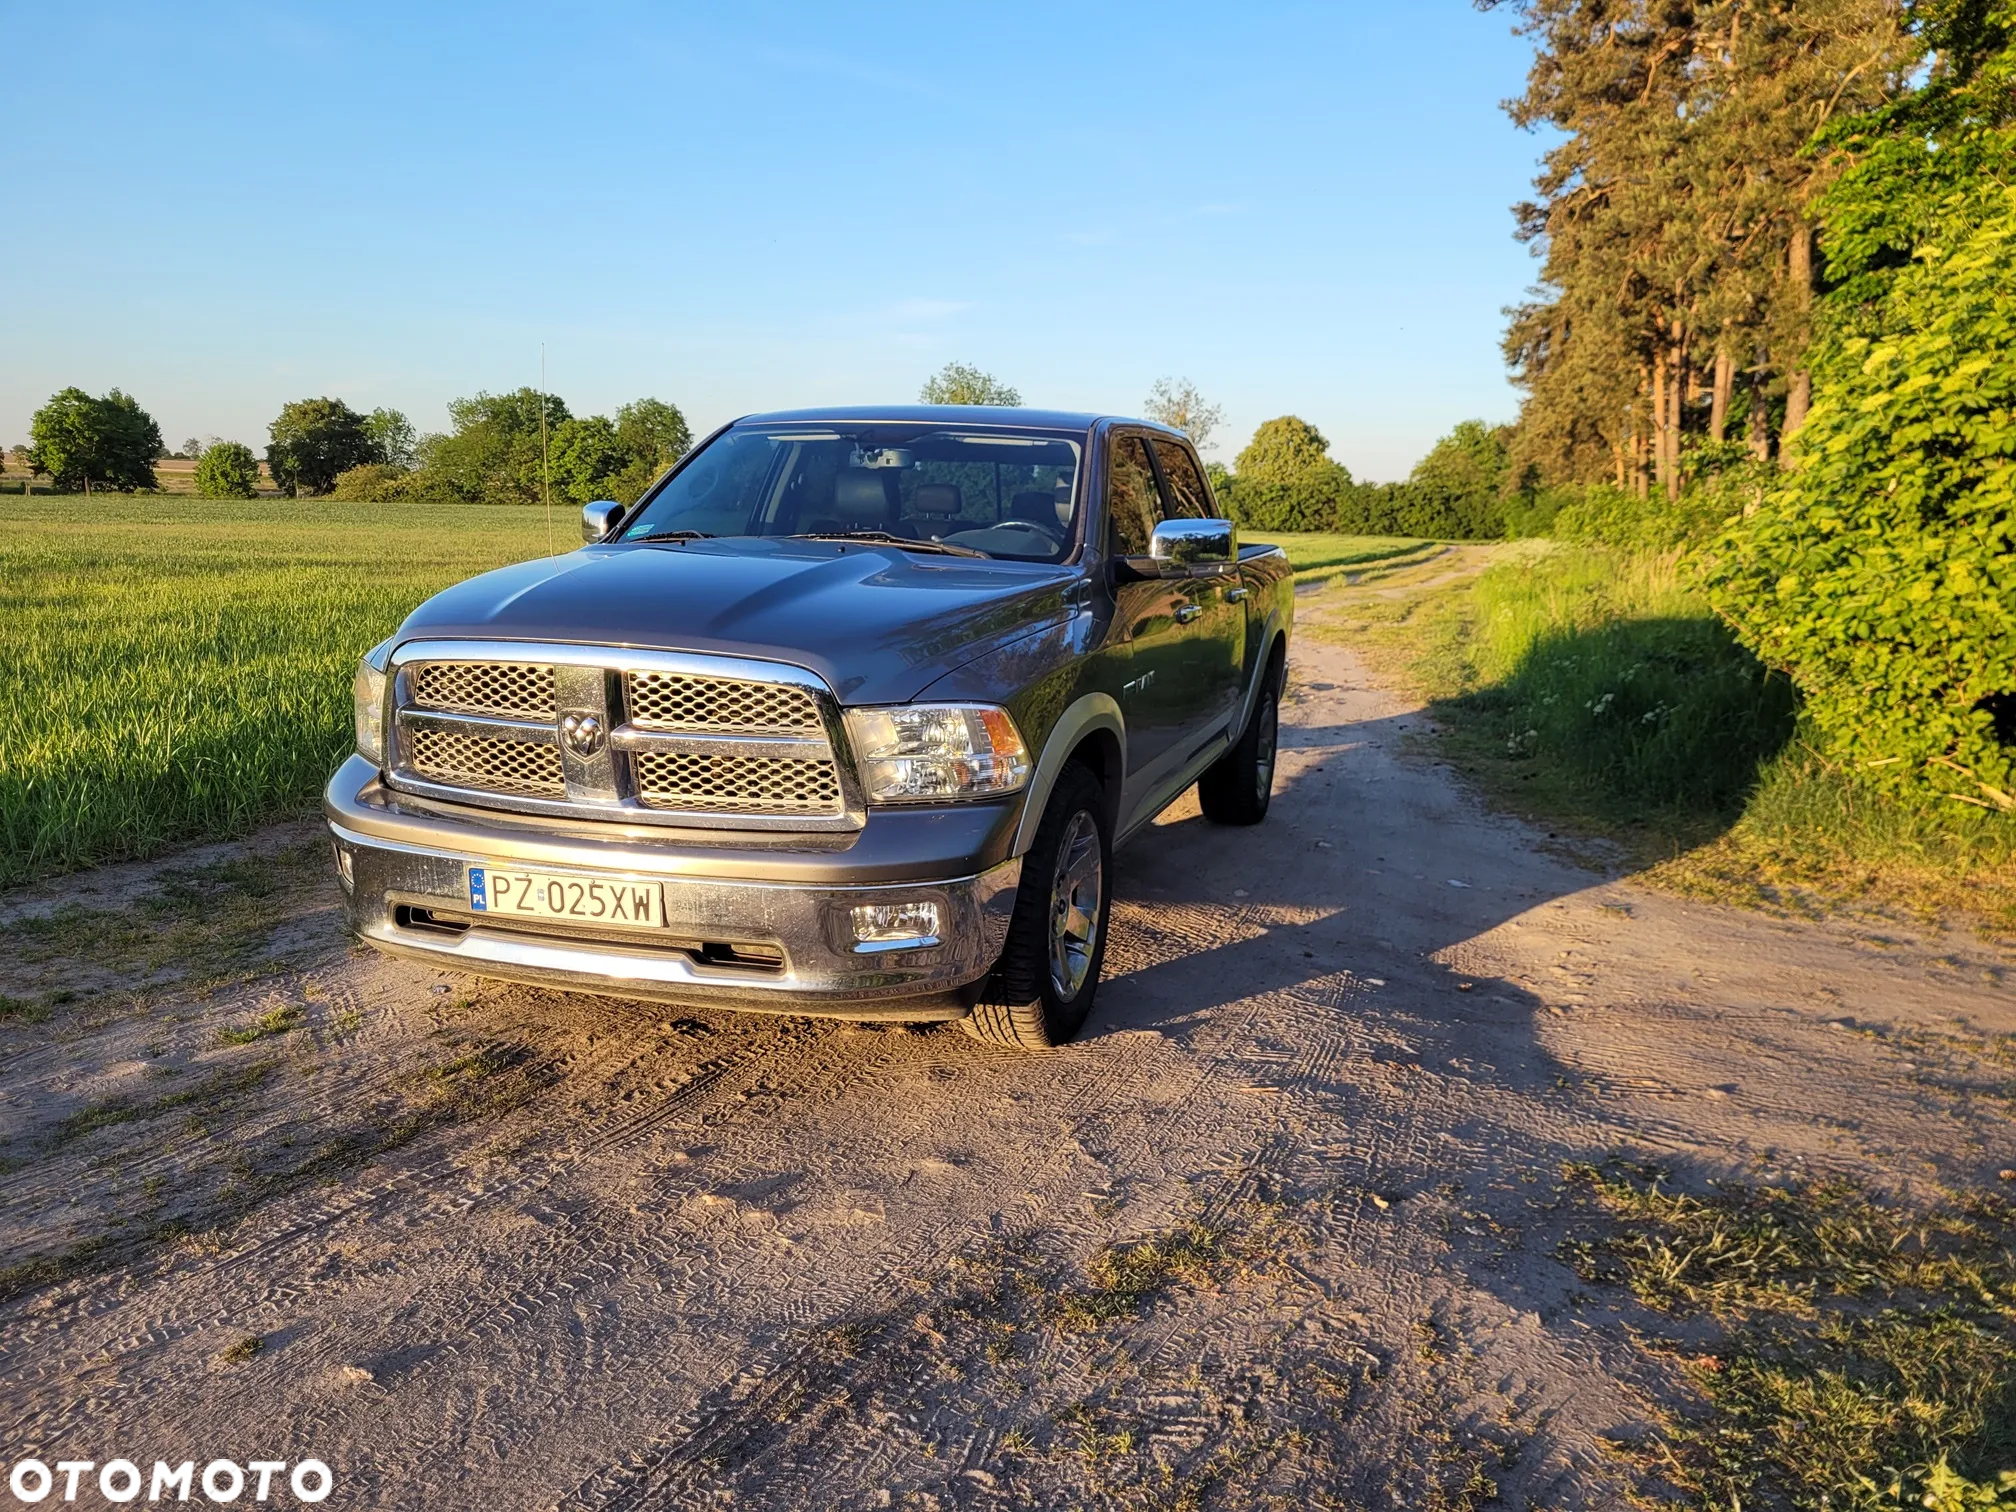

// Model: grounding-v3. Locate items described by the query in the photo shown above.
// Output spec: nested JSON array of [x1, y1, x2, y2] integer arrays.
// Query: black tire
[[960, 763, 1113, 1050], [1198, 651, 1285, 826]]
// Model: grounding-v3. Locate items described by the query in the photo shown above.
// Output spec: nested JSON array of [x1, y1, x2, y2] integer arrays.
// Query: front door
[[1149, 437, 1244, 753], [1105, 432, 1192, 782]]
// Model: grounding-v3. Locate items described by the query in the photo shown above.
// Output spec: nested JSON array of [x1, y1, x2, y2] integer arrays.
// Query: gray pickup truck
[[327, 407, 1293, 1048]]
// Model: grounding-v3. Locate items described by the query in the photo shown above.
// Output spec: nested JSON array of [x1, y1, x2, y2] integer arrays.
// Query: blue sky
[[1, 2, 1547, 481]]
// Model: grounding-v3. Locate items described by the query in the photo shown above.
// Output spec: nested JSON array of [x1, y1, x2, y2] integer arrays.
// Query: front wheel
[[961, 763, 1112, 1050], [1198, 654, 1284, 825]]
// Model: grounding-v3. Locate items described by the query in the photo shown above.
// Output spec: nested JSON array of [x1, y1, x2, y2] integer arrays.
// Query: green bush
[[1704, 185, 2016, 811], [328, 464, 440, 502], [1703, 13, 2016, 813], [193, 442, 259, 499], [1397, 419, 1511, 537], [1498, 483, 1574, 540], [1217, 463, 1352, 532], [1333, 481, 1406, 534], [1340, 480, 1504, 540], [1550, 481, 1732, 552], [1216, 418, 1511, 540]]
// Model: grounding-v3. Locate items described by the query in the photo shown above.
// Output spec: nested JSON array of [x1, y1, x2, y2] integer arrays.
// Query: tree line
[[13, 387, 694, 506], [11, 360, 1507, 536], [14, 359, 1503, 536], [1205, 416, 1515, 540], [1182, 0, 2015, 815], [1479, 0, 2016, 815], [904, 364, 1513, 538], [1484, 0, 1915, 496], [1155, 0, 2014, 814]]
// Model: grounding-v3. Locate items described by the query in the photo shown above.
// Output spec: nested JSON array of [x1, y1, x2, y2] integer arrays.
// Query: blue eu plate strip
[[469, 867, 488, 911]]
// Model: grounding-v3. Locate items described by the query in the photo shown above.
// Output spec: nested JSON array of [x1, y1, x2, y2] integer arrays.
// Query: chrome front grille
[[634, 750, 843, 813], [408, 725, 566, 796], [411, 661, 556, 720], [386, 646, 856, 830], [627, 670, 822, 732]]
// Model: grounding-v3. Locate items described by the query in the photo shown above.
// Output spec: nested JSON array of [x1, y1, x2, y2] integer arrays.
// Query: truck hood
[[394, 539, 1080, 705]]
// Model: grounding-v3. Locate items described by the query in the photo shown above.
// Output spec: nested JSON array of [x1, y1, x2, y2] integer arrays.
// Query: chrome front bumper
[[325, 758, 1022, 1020]]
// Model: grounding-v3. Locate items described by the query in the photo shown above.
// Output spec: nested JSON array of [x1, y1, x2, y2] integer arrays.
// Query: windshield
[[617, 423, 1085, 563]]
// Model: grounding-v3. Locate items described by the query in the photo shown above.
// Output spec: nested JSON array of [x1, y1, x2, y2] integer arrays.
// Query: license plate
[[468, 867, 665, 930]]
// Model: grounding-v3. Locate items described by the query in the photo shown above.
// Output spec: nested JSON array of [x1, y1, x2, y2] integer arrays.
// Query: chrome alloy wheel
[[1047, 809, 1103, 1000]]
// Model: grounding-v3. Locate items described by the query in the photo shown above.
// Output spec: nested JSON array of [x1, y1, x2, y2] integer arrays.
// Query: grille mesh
[[634, 750, 842, 814], [627, 671, 822, 733], [411, 661, 556, 720], [409, 726, 565, 796], [397, 657, 844, 818]]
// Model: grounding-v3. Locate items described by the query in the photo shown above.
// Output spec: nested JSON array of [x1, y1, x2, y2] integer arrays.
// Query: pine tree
[[1485, 0, 1915, 495]]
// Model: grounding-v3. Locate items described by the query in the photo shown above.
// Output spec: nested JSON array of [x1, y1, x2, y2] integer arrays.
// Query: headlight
[[843, 704, 1030, 802], [353, 644, 391, 765]]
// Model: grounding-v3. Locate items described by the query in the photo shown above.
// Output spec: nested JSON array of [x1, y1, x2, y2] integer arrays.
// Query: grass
[[47, 1061, 278, 1152], [1560, 1161, 2016, 1510], [1272, 533, 2016, 931], [0, 496, 557, 887], [216, 1003, 305, 1046], [1354, 544, 1799, 820], [1050, 1220, 1246, 1332], [1049, 1202, 1295, 1333], [1244, 530, 1437, 589], [218, 1334, 265, 1364]]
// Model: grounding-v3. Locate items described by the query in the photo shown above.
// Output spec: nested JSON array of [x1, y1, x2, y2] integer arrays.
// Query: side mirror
[[581, 499, 626, 543], [1146, 517, 1236, 576]]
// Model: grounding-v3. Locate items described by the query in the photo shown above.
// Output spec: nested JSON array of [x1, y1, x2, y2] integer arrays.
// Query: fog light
[[850, 901, 941, 948], [332, 841, 354, 893]]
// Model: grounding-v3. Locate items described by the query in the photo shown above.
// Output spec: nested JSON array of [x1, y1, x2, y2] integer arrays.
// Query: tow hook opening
[[396, 904, 469, 937], [694, 941, 786, 972]]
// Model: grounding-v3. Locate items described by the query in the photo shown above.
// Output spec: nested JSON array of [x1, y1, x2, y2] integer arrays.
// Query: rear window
[[1151, 439, 1215, 520], [1106, 436, 1162, 556]]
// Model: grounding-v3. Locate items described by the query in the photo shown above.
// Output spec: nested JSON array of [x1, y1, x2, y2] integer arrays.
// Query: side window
[[1105, 435, 1164, 555], [1151, 439, 1214, 520]]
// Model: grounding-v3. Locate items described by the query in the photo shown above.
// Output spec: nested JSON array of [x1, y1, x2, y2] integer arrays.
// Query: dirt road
[[3, 612, 2011, 1510]]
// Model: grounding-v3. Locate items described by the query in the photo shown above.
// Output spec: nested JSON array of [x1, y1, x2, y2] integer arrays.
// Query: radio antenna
[[540, 343, 554, 556]]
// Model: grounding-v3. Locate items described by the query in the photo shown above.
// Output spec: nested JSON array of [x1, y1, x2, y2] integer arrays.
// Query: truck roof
[[735, 405, 1138, 432]]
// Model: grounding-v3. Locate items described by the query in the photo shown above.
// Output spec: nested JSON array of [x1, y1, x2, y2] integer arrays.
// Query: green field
[[0, 498, 560, 887], [1243, 532, 1435, 588], [0, 510, 1431, 890]]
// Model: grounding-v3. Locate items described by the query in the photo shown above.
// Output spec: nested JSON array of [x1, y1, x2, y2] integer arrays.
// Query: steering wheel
[[992, 519, 1061, 545]]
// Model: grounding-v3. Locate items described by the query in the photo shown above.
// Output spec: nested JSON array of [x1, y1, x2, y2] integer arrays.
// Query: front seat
[[804, 469, 899, 536], [903, 482, 964, 539]]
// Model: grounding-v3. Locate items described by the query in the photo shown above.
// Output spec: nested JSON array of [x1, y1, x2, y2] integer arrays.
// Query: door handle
[[1224, 586, 1250, 603], [1174, 604, 1203, 625]]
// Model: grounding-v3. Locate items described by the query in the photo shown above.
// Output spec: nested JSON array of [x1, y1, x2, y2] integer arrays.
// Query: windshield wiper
[[629, 529, 714, 543], [790, 531, 987, 558]]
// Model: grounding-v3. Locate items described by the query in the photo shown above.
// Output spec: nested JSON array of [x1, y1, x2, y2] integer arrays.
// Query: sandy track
[[2, 623, 2011, 1510]]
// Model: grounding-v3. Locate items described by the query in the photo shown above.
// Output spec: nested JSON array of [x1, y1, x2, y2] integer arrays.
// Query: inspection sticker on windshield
[[468, 867, 665, 929]]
